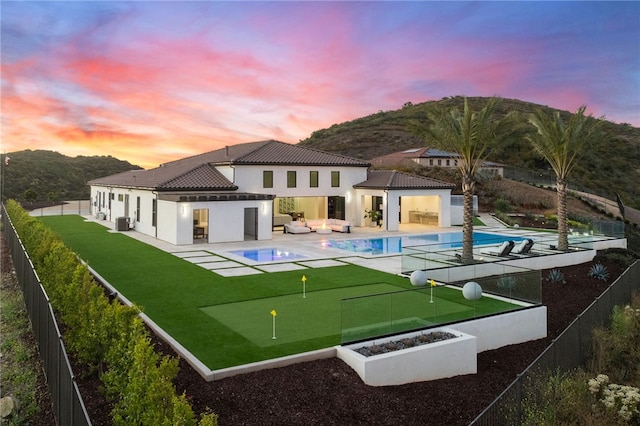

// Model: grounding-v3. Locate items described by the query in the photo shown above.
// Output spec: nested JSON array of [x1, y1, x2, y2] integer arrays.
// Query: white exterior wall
[[394, 189, 452, 230], [229, 165, 366, 225], [158, 200, 179, 244], [90, 186, 158, 235], [91, 185, 274, 245], [169, 198, 273, 245]]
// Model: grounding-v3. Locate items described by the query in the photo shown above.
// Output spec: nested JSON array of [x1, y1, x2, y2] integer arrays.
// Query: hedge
[[5, 200, 217, 425]]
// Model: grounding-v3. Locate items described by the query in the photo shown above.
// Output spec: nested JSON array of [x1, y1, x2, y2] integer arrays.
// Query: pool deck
[[81, 213, 624, 277]]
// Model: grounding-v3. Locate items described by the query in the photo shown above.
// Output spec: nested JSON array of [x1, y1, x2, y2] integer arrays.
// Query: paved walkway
[[477, 213, 507, 228]]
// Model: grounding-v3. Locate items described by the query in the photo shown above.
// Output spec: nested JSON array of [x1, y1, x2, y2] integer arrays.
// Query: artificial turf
[[40, 215, 521, 370]]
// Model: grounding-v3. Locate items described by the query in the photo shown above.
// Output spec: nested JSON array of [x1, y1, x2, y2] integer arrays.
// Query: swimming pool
[[327, 232, 522, 255], [230, 248, 307, 262]]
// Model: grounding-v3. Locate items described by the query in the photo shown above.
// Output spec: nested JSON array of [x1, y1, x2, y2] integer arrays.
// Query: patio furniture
[[284, 221, 312, 234], [480, 240, 515, 257], [512, 238, 534, 255], [305, 219, 352, 233]]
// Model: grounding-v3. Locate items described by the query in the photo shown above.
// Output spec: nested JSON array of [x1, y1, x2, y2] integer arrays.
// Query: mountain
[[299, 96, 640, 209], [1, 150, 142, 203]]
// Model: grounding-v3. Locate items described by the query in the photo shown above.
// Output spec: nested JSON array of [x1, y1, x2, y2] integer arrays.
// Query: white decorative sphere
[[462, 282, 482, 300], [410, 270, 428, 287]]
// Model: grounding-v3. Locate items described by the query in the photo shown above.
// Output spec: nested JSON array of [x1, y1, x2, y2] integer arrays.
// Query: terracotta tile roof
[[163, 140, 370, 167], [160, 164, 238, 190], [354, 170, 455, 190], [88, 163, 237, 191], [89, 140, 368, 190]]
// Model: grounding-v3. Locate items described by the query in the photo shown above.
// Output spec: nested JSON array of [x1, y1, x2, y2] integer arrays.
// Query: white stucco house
[[88, 140, 455, 245]]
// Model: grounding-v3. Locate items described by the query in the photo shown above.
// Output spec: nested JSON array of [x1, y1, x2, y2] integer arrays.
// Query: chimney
[[225, 146, 229, 156]]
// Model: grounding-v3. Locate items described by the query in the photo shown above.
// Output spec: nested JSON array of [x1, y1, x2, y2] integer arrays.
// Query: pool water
[[230, 248, 307, 262], [327, 232, 522, 255]]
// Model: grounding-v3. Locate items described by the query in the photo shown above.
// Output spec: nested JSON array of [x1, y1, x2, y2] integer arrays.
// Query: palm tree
[[527, 106, 602, 251], [411, 97, 521, 263]]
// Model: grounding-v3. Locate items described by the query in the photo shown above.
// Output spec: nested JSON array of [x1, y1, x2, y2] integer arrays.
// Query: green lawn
[[40, 215, 521, 370]]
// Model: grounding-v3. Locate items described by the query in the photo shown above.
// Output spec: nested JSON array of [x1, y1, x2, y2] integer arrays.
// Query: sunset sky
[[2, 1, 639, 169]]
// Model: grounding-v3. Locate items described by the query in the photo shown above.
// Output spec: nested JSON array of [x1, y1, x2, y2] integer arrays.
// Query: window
[[136, 197, 141, 222], [118, 194, 124, 202], [263, 170, 273, 188], [331, 171, 340, 187], [287, 171, 296, 188], [437, 159, 442, 166], [429, 159, 434, 166], [446, 159, 450, 166], [454, 160, 458, 167], [310, 171, 318, 188], [152, 199, 157, 227]]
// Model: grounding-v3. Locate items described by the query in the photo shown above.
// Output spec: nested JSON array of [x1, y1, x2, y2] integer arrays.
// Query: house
[[88, 140, 455, 245], [372, 147, 504, 177]]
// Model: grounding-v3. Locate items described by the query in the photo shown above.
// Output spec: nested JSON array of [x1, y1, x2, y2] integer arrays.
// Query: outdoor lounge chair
[[512, 238, 534, 255], [481, 240, 515, 257]]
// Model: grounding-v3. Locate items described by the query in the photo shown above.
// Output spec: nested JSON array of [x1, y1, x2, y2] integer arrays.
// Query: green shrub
[[590, 296, 640, 384], [494, 198, 512, 213], [5, 200, 217, 425], [595, 248, 639, 268]]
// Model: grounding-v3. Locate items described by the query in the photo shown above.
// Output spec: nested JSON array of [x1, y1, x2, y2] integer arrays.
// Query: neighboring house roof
[[372, 147, 505, 168], [354, 170, 455, 190], [88, 140, 370, 191]]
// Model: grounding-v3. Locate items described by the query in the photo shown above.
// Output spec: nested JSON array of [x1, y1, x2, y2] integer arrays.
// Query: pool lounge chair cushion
[[512, 238, 534, 255], [481, 240, 515, 257], [284, 221, 312, 234]]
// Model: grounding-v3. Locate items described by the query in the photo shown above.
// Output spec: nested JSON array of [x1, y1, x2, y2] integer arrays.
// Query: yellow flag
[[270, 309, 277, 317], [430, 279, 437, 287]]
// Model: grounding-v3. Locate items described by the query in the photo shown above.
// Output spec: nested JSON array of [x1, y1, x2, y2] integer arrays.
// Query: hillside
[[299, 96, 640, 209], [0, 150, 141, 203]]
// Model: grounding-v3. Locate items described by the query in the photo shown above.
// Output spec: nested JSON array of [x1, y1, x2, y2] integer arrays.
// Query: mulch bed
[[1, 228, 626, 426]]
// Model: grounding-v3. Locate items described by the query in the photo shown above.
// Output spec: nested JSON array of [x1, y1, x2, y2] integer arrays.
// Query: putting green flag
[[302, 275, 307, 282], [270, 309, 277, 317], [430, 279, 437, 287]]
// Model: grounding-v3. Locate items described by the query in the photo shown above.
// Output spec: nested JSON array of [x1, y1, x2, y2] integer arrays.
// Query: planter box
[[336, 328, 476, 386]]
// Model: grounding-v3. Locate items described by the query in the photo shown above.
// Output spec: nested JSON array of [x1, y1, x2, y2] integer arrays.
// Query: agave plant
[[588, 263, 610, 281], [546, 269, 566, 284], [497, 276, 518, 291]]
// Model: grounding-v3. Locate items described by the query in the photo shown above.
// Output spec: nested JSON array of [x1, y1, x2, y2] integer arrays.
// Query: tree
[[410, 97, 522, 262], [527, 106, 603, 251], [24, 188, 38, 203]]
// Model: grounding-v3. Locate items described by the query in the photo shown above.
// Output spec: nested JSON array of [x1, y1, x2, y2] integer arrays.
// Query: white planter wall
[[337, 328, 477, 386]]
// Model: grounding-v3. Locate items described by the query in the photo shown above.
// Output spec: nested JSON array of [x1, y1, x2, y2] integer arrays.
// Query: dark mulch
[[1, 227, 626, 425]]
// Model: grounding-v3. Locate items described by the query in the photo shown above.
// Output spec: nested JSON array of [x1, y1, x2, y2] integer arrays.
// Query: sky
[[2, 1, 639, 169]]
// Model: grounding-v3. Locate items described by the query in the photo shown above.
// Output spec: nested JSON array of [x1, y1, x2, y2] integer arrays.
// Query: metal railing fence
[[469, 260, 640, 425], [2, 203, 92, 426]]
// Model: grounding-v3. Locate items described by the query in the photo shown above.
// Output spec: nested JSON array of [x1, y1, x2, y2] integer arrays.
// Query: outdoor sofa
[[305, 219, 352, 233], [284, 221, 312, 234]]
